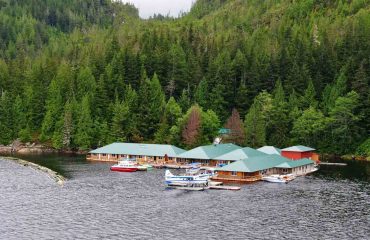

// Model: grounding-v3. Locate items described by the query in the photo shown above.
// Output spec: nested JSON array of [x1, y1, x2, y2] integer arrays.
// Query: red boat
[[110, 158, 138, 172]]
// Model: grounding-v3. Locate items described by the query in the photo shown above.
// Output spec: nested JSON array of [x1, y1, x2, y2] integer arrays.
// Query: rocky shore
[[0, 140, 57, 155], [0, 140, 88, 155], [0, 156, 66, 185]]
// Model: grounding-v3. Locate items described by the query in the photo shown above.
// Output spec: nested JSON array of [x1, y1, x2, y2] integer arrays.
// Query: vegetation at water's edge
[[0, 0, 369, 156]]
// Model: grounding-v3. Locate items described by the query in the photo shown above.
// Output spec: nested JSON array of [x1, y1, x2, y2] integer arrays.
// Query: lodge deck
[[211, 175, 262, 183]]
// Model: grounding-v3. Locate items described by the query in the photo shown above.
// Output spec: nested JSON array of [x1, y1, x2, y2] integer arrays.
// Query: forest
[[0, 0, 369, 156]]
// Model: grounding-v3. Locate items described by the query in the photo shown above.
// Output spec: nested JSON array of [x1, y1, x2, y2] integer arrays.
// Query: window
[[232, 171, 237, 176]]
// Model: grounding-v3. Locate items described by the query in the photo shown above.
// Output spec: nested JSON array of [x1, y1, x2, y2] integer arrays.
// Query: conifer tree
[[0, 92, 13, 144], [194, 77, 209, 109], [268, 80, 290, 147], [244, 91, 272, 148], [329, 91, 362, 154], [52, 100, 75, 149], [178, 88, 191, 113], [75, 95, 94, 150], [111, 96, 130, 142], [40, 77, 64, 141], [76, 66, 96, 101], [302, 80, 317, 109]]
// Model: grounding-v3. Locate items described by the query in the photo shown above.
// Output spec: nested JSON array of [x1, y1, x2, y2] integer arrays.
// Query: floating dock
[[319, 162, 347, 166], [209, 185, 241, 191]]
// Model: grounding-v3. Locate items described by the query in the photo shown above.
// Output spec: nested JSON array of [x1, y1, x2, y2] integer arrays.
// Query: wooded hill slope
[[0, 0, 369, 156]]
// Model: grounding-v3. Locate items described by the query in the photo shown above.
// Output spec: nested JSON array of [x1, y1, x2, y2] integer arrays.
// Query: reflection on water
[[0, 154, 369, 240]]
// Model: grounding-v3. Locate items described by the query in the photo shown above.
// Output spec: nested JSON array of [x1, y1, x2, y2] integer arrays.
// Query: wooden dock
[[319, 162, 347, 166], [209, 185, 241, 191]]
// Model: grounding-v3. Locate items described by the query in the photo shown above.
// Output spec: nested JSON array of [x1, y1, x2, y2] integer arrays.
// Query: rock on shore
[[0, 140, 58, 155]]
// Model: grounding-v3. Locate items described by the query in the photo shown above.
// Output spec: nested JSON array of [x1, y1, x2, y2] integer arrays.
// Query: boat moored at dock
[[110, 158, 139, 172], [262, 174, 296, 183]]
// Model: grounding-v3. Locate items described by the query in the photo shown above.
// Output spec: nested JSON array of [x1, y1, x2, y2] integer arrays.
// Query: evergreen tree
[[244, 91, 272, 148], [0, 92, 13, 144], [178, 88, 191, 113], [301, 80, 317, 109], [40, 77, 64, 141], [235, 80, 249, 118], [74, 95, 94, 150], [194, 77, 209, 109], [76, 66, 96, 101], [328, 91, 362, 154], [52, 100, 75, 149], [268, 80, 290, 147], [111, 96, 130, 142], [138, 73, 165, 139]]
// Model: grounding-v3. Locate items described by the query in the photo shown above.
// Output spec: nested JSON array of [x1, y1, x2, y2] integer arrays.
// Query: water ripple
[[0, 159, 369, 240]]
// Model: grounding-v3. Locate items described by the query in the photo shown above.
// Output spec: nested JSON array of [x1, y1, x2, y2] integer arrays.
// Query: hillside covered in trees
[[0, 0, 369, 156]]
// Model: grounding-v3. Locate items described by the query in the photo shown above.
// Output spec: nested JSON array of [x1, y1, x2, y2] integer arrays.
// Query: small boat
[[262, 174, 295, 183], [136, 164, 153, 171], [110, 158, 138, 172], [137, 165, 147, 171]]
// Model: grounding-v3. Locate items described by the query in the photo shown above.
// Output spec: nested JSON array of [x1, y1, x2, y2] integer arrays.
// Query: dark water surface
[[0, 154, 369, 240]]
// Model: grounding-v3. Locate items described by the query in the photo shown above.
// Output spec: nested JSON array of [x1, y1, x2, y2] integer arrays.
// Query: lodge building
[[214, 155, 316, 182], [87, 142, 318, 182], [281, 145, 320, 162], [87, 143, 186, 164]]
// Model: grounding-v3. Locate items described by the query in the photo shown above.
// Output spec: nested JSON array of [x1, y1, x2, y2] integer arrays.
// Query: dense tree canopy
[[0, 0, 369, 155]]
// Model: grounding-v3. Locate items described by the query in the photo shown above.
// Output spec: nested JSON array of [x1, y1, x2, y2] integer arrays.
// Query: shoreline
[[0, 156, 66, 185], [1, 142, 369, 162]]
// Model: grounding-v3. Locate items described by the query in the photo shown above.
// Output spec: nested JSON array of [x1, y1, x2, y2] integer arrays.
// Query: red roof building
[[281, 145, 319, 162]]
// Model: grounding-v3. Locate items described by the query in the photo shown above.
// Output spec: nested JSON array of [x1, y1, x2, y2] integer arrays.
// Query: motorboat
[[262, 174, 295, 183], [110, 158, 138, 172], [136, 164, 153, 171]]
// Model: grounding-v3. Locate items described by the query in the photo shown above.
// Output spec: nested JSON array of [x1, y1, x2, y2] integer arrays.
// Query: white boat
[[165, 170, 209, 185], [262, 174, 295, 183], [136, 164, 153, 171]]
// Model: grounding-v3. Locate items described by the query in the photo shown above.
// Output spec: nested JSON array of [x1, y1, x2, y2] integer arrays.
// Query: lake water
[[0, 154, 369, 240]]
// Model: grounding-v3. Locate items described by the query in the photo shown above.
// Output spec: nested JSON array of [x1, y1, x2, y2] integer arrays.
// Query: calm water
[[0, 154, 369, 240]]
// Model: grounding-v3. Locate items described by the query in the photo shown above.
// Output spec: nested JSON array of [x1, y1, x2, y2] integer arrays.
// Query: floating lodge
[[87, 143, 319, 182]]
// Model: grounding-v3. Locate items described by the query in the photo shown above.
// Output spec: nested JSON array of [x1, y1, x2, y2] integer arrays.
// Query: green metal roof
[[216, 154, 291, 173], [257, 146, 281, 155], [281, 145, 315, 152], [218, 128, 231, 134], [176, 143, 241, 160], [213, 147, 266, 161], [275, 158, 315, 168], [89, 143, 186, 157]]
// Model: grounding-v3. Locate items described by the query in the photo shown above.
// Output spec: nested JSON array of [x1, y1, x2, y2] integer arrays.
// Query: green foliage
[[244, 91, 272, 148], [0, 0, 368, 155], [291, 107, 329, 147], [74, 95, 94, 150], [328, 91, 363, 154], [356, 138, 370, 157]]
